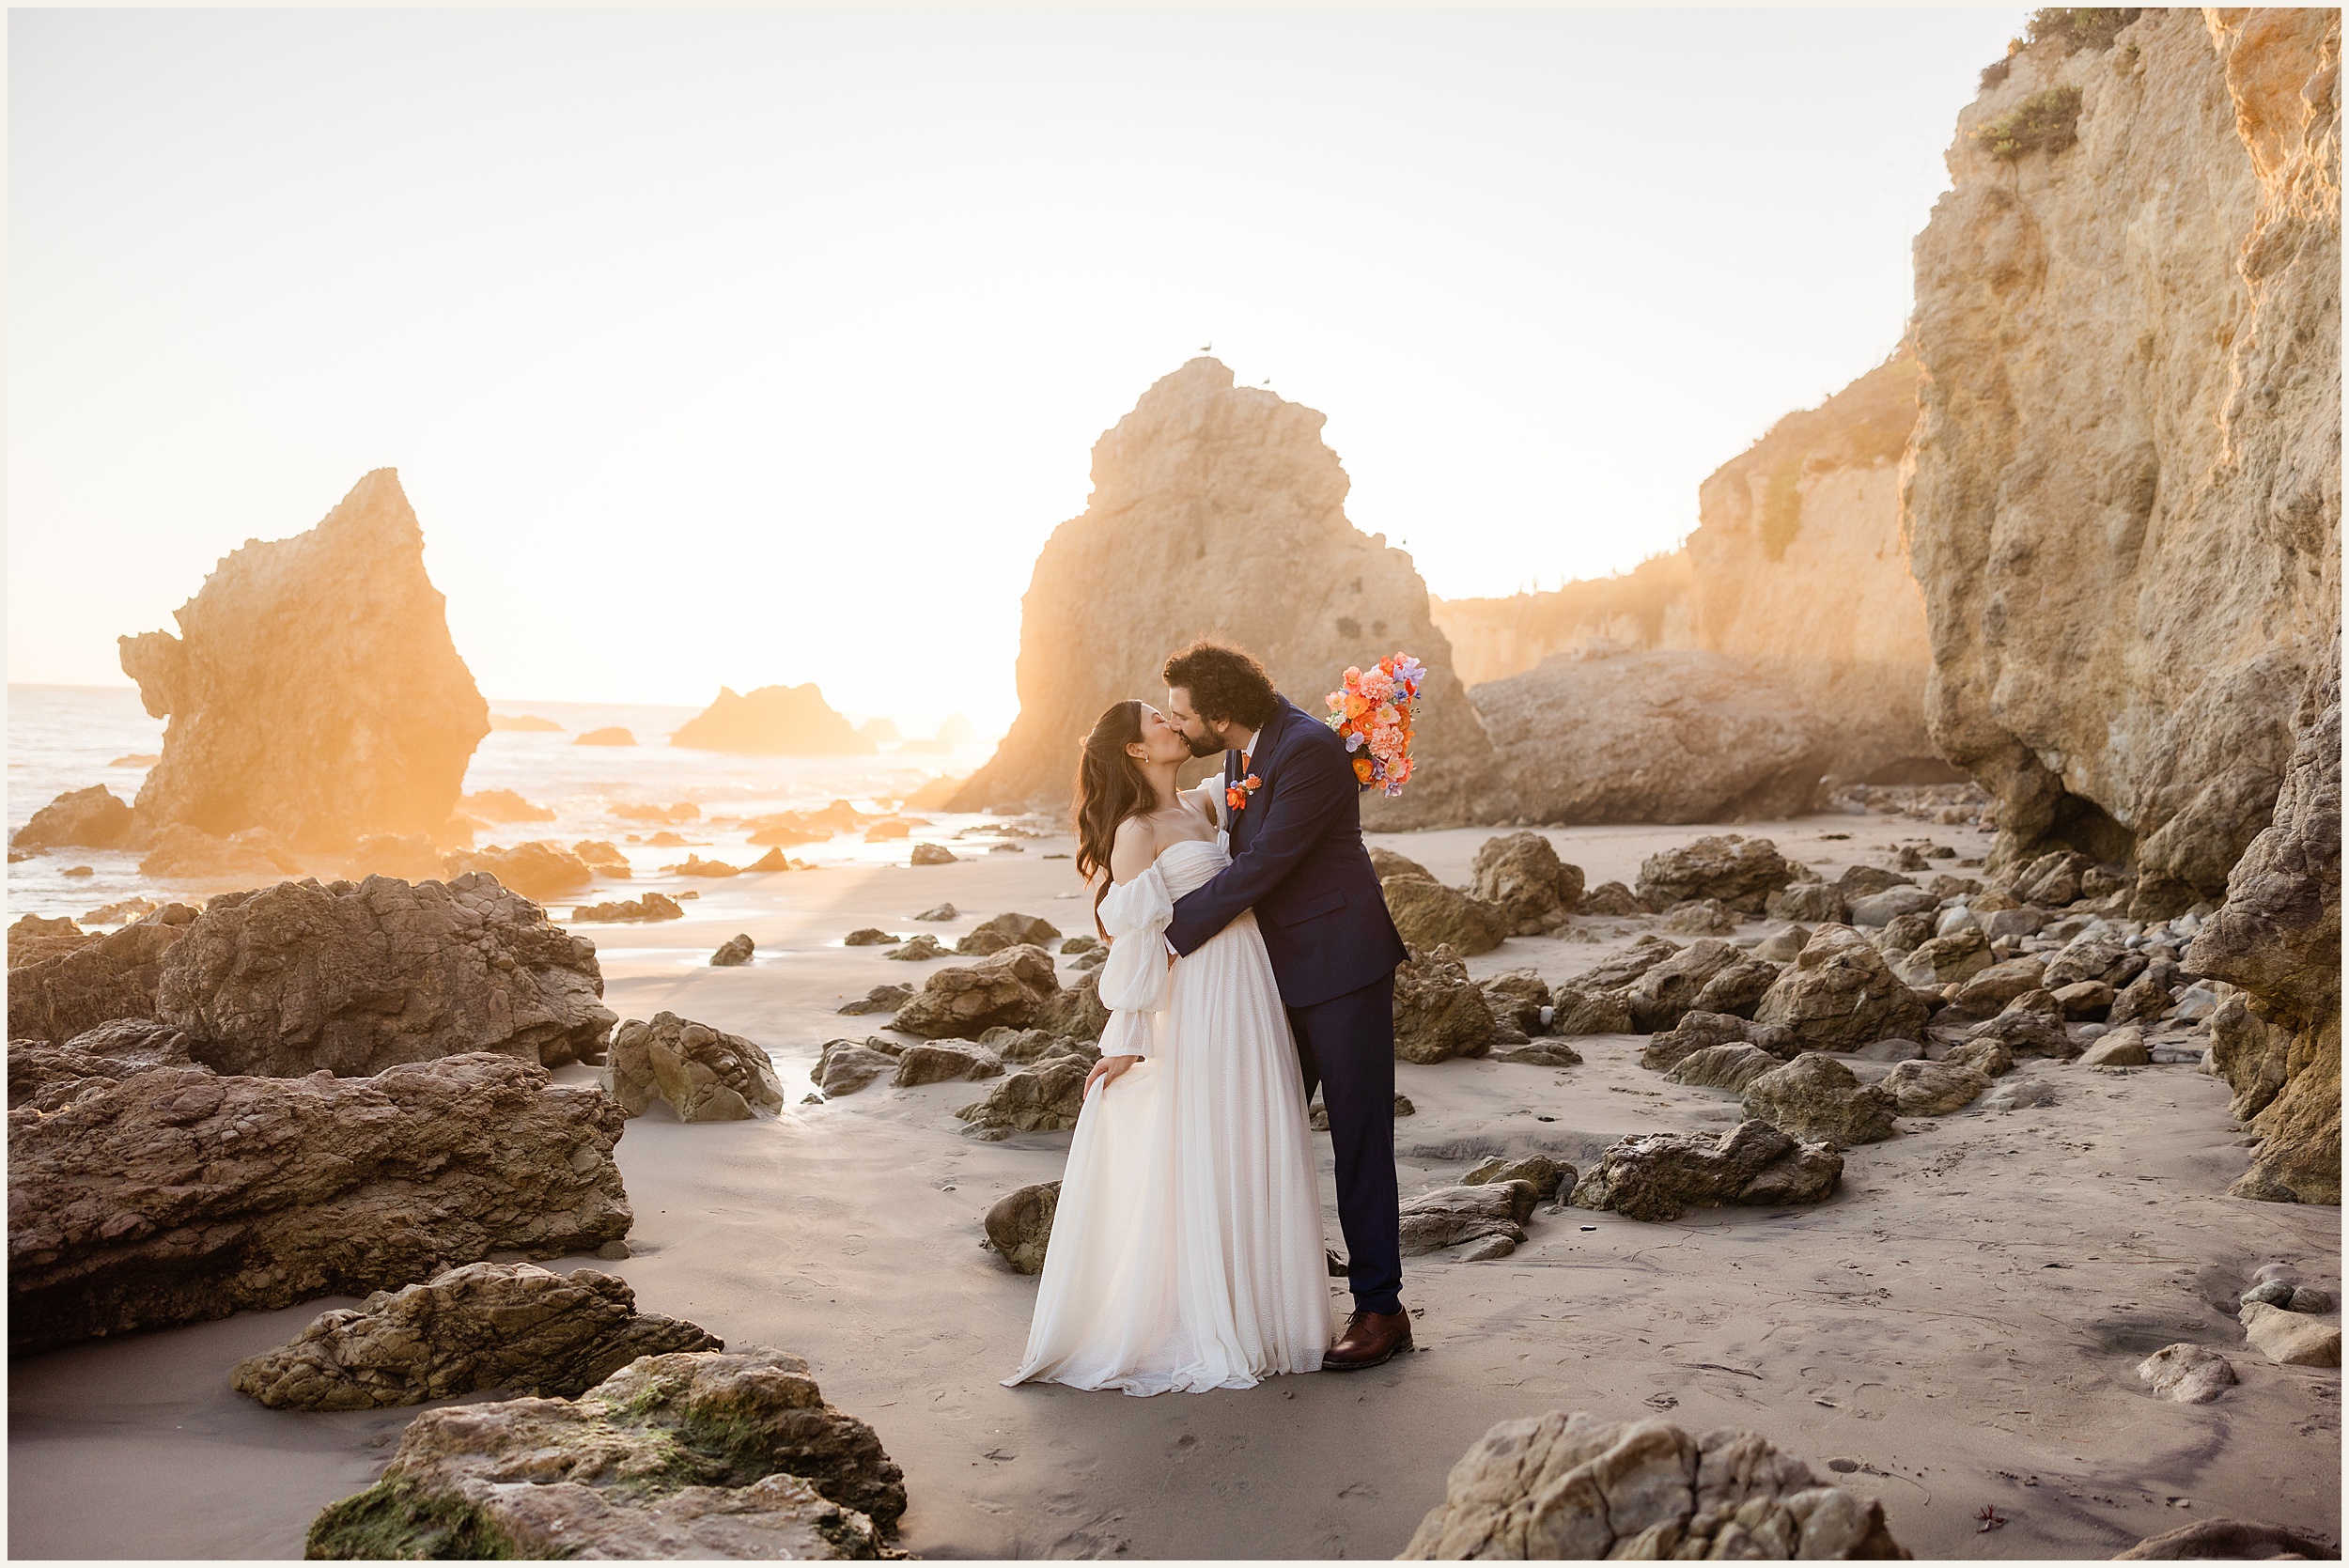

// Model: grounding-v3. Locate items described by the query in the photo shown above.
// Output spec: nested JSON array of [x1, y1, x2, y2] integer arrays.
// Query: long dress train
[[1003, 835, 1330, 1394]]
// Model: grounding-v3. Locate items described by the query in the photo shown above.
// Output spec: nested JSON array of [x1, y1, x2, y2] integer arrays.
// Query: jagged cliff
[[1905, 8, 2341, 913], [951, 359, 1510, 828], [1435, 356, 1945, 784], [119, 470, 489, 850]]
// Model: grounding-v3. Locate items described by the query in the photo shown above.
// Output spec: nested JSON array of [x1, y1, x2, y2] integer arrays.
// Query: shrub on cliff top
[[2025, 8, 2141, 54], [1973, 85, 2085, 160]]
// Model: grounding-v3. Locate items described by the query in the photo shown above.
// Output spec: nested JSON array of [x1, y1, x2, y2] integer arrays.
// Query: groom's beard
[[1183, 732, 1226, 760]]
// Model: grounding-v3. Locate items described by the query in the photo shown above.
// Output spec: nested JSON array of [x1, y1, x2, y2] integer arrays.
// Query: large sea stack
[[669, 684, 874, 755], [951, 358, 1509, 828], [119, 470, 490, 851], [1905, 8, 2341, 913]]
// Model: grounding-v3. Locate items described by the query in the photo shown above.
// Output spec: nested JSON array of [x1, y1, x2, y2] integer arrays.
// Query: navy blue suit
[[1167, 695, 1409, 1314]]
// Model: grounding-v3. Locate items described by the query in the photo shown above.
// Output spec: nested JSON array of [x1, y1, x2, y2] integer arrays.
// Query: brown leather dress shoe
[[1323, 1308, 1413, 1371]]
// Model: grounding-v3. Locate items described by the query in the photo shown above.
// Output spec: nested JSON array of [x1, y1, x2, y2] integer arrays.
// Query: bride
[[1003, 698, 1331, 1394]]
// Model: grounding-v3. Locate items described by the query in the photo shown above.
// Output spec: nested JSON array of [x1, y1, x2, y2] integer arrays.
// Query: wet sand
[[8, 813, 2341, 1560]]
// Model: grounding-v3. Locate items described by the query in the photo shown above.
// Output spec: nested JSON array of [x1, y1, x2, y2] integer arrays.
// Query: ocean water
[[6, 685, 1012, 922]]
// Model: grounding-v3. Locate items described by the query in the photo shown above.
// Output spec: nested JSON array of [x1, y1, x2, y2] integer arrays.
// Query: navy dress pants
[[1287, 972, 1403, 1316]]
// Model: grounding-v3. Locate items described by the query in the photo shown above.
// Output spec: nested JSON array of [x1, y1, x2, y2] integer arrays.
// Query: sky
[[8, 6, 2026, 740]]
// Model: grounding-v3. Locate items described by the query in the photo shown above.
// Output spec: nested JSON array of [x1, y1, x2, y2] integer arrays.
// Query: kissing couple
[[1003, 639, 1415, 1395]]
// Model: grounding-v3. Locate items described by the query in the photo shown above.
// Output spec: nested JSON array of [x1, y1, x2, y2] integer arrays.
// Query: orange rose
[[1353, 756, 1374, 783]]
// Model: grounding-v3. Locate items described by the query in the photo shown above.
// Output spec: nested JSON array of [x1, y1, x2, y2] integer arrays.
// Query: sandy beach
[[8, 810, 2339, 1560]]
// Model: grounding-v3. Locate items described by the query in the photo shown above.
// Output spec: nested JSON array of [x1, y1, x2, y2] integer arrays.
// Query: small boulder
[[1765, 882, 1846, 924], [2009, 848, 2092, 906], [1751, 925, 1929, 1052], [2136, 1343, 2236, 1405], [912, 902, 957, 922], [884, 933, 950, 961], [2079, 1026, 2151, 1068], [1879, 1058, 1990, 1115], [1641, 1011, 1751, 1072], [1942, 1036, 2015, 1078], [1635, 836, 1798, 914], [1742, 1053, 1897, 1145], [1661, 898, 1737, 936], [836, 985, 913, 1017], [1035, 970, 1111, 1043], [910, 843, 959, 865], [892, 944, 1059, 1037], [892, 1039, 1003, 1086], [812, 1039, 897, 1096], [710, 934, 755, 967], [1370, 846, 1435, 882], [1393, 945, 1499, 1063], [571, 892, 684, 924], [1491, 1039, 1584, 1066], [1461, 1155, 1570, 1202], [1849, 1037, 1925, 1063], [844, 928, 901, 947], [1470, 832, 1585, 933], [1381, 877, 1509, 957], [1847, 884, 1938, 927], [1943, 956, 2048, 1017], [10, 785, 134, 849], [1578, 881, 1644, 916], [1663, 1042, 1781, 1093], [983, 1181, 1061, 1274], [2240, 1302, 2342, 1366], [1481, 970, 1552, 1032], [1755, 924, 1811, 962], [1568, 934, 1682, 990], [1569, 1120, 1842, 1222], [1689, 955, 1781, 1019], [1626, 939, 1743, 1032], [443, 840, 595, 901], [1399, 1181, 1536, 1257], [1891, 928, 1991, 987], [2043, 932, 2147, 991], [1967, 990, 2077, 1059], [603, 1013, 786, 1122], [1546, 985, 1634, 1037], [2108, 971, 2176, 1028], [956, 1058, 1089, 1141], [2051, 980, 2114, 1018], [1982, 1078, 2057, 1111]]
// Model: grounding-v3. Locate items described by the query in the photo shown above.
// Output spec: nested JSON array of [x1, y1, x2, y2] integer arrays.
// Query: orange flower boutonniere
[[1225, 773, 1263, 815]]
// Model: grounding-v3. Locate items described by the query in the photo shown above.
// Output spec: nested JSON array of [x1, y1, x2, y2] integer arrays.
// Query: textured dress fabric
[[1005, 834, 1330, 1395]]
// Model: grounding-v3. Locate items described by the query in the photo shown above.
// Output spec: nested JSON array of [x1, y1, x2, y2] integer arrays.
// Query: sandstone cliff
[[1905, 8, 2341, 913], [952, 359, 1510, 828], [119, 470, 489, 851], [1435, 357, 1946, 784]]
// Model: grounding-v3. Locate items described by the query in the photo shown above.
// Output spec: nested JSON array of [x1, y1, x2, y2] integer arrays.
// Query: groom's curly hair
[[1162, 640, 1278, 728]]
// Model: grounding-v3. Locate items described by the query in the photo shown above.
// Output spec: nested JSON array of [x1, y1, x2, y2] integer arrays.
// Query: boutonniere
[[1225, 773, 1262, 815]]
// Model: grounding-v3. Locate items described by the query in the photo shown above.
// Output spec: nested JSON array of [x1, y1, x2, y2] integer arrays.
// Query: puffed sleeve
[[1095, 863, 1174, 1057]]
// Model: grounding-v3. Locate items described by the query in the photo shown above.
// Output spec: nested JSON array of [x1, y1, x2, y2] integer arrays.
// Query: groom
[[1159, 639, 1415, 1371]]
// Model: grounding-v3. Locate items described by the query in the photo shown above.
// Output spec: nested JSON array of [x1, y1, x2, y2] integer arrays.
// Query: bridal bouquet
[[1325, 653, 1423, 797]]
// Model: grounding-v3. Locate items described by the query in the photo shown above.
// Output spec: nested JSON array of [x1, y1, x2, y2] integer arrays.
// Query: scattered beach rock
[[10, 784, 134, 849], [231, 1261, 721, 1409], [1569, 1120, 1843, 1222], [6, 906, 197, 1046], [1663, 1042, 1781, 1093], [1848, 1037, 1924, 1063], [1058, 935, 1099, 957], [836, 985, 912, 1017], [884, 934, 950, 961], [1982, 1079, 2057, 1112], [2079, 1026, 2151, 1068], [1035, 970, 1110, 1043], [1579, 880, 1645, 916], [2114, 1519, 2337, 1560], [956, 1058, 1089, 1141], [613, 801, 701, 824], [1480, 970, 1552, 1033], [1399, 1409, 1905, 1559], [1636, 835, 1799, 915], [1546, 985, 1634, 1037], [574, 726, 635, 746], [1766, 882, 1847, 924], [1890, 928, 1991, 987], [1943, 956, 2047, 1019], [812, 1039, 899, 1097], [461, 788, 555, 823], [1742, 1053, 1897, 1146], [572, 892, 684, 924], [710, 934, 756, 967], [303, 1347, 904, 1558], [603, 1013, 786, 1122], [910, 843, 959, 866], [983, 1181, 1061, 1274], [80, 895, 162, 926], [912, 903, 957, 922], [1641, 1011, 1753, 1073], [1943, 1036, 2015, 1078], [158, 874, 617, 1074], [1661, 897, 1737, 936], [1370, 846, 1435, 882], [8, 1052, 630, 1355], [1751, 925, 1928, 1051], [443, 841, 595, 901], [667, 854, 743, 878], [892, 944, 1059, 1038], [1399, 1181, 1536, 1258], [1966, 990, 2077, 1060], [1470, 832, 1585, 933], [138, 823, 304, 882], [1626, 939, 1742, 1032], [1392, 945, 1500, 1063], [2239, 1301, 2342, 1366], [892, 1040, 1003, 1087], [1381, 877, 1508, 957], [2052, 979, 2115, 1018], [2136, 1343, 2237, 1405], [1755, 924, 1812, 962], [1462, 1155, 1570, 1202], [117, 470, 489, 851], [1846, 884, 1938, 927], [1690, 954, 1781, 1019], [1879, 1058, 1991, 1116], [1492, 1039, 1584, 1066]]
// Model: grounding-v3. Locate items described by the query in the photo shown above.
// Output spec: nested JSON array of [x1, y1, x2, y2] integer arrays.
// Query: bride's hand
[[1084, 1054, 1142, 1096]]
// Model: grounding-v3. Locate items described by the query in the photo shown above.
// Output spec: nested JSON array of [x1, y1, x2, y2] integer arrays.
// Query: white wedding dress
[[1004, 832, 1331, 1395]]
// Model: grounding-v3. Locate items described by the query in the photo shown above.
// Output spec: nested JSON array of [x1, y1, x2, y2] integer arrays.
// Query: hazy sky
[[9, 6, 2024, 737]]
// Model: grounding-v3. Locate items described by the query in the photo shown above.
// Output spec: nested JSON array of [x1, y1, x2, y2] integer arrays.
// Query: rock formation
[[1569, 1121, 1843, 1223], [1392, 945, 1501, 1063], [7, 904, 197, 1044], [983, 1181, 1060, 1274], [892, 944, 1060, 1038], [1742, 1054, 1898, 1146], [117, 470, 490, 850], [231, 1262, 720, 1409], [956, 1057, 1089, 1141], [1752, 926, 1930, 1052], [1905, 9, 2341, 913], [603, 1013, 786, 1122], [669, 684, 874, 755], [2187, 642, 2341, 1202], [1470, 832, 1585, 933], [442, 841, 596, 900], [1398, 1182, 1537, 1259], [1470, 649, 1832, 823], [304, 1348, 904, 1559], [10, 784, 134, 849], [1399, 1410, 1906, 1559], [8, 1053, 630, 1354], [949, 358, 1509, 829], [8, 1018, 197, 1112], [156, 874, 617, 1075], [1430, 553, 1695, 687]]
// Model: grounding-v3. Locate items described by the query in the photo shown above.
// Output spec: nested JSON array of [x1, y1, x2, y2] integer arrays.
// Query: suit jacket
[[1165, 694, 1408, 1008]]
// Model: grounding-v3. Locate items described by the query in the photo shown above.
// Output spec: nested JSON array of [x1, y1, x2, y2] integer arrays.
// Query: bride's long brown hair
[[1073, 699, 1156, 938]]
